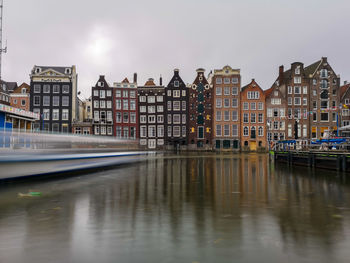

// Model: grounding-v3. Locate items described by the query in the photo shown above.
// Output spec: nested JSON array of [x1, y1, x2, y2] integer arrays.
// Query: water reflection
[[0, 154, 350, 263]]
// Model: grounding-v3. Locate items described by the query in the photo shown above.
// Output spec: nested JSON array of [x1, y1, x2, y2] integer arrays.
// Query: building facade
[[29, 65, 78, 133], [10, 82, 30, 111], [188, 68, 213, 149], [92, 75, 114, 136], [113, 76, 138, 140], [165, 69, 188, 149], [240, 79, 266, 151], [339, 82, 350, 133], [138, 78, 165, 149], [308, 57, 340, 138], [212, 65, 241, 150], [0, 81, 16, 106]]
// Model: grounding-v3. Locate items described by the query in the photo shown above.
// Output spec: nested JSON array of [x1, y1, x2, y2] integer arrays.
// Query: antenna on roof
[[0, 0, 8, 81]]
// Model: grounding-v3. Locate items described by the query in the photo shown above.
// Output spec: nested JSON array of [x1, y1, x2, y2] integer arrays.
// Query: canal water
[[0, 153, 350, 263]]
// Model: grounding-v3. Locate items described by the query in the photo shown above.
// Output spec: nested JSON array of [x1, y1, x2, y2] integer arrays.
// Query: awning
[[339, 124, 350, 131]]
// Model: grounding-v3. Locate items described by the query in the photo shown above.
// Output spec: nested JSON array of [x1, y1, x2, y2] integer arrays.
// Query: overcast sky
[[2, 0, 350, 98]]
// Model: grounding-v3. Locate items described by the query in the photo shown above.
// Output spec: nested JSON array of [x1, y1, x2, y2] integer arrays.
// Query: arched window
[[320, 80, 328, 89], [243, 127, 249, 136], [321, 90, 328, 99]]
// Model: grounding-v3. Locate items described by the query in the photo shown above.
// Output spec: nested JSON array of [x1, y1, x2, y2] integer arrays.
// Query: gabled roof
[[0, 80, 18, 93], [340, 83, 350, 100], [264, 87, 274, 97], [122, 78, 129, 84], [304, 60, 322, 77], [241, 79, 263, 92], [144, 78, 156, 86]]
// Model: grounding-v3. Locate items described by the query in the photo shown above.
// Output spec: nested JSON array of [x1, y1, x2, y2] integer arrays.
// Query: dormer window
[[35, 67, 41, 74], [98, 81, 104, 87], [295, 66, 300, 75], [21, 88, 26, 94], [65, 68, 71, 74]]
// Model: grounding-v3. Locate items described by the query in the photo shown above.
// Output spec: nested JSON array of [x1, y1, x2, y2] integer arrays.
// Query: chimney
[[160, 75, 163, 86], [279, 65, 284, 84], [133, 73, 137, 83], [174, 68, 179, 75]]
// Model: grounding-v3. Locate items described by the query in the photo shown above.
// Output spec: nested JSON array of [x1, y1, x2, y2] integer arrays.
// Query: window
[[224, 125, 230, 136], [123, 112, 129, 123], [243, 102, 249, 110], [320, 80, 328, 89], [232, 111, 238, 121], [43, 109, 50, 120], [288, 97, 292, 105], [62, 85, 69, 93], [100, 126, 106, 135], [173, 114, 181, 124], [224, 87, 230, 95], [140, 106, 146, 112], [34, 96, 40, 106], [243, 113, 248, 123], [294, 77, 301, 84], [303, 109, 307, 119], [232, 77, 238, 84], [247, 91, 260, 99], [100, 90, 105, 98], [107, 101, 112, 108], [62, 109, 69, 120], [321, 100, 328, 109], [123, 100, 128, 110], [34, 84, 41, 93], [100, 100, 105, 108], [106, 90, 111, 97], [173, 90, 180, 97], [216, 78, 222, 84], [232, 125, 238, 136], [107, 111, 112, 121], [216, 125, 222, 136], [295, 66, 300, 75], [52, 109, 58, 120], [21, 100, 26, 106], [158, 126, 164, 137], [130, 127, 136, 139], [115, 90, 121, 98], [53, 96, 60, 106], [173, 101, 180, 111], [116, 112, 122, 123], [303, 98, 307, 105], [303, 86, 307, 94], [258, 127, 263, 137], [216, 87, 222, 95], [62, 96, 69, 106], [294, 97, 301, 105], [294, 108, 300, 119], [273, 108, 279, 117], [321, 112, 329, 121], [288, 86, 292, 94], [182, 114, 186, 124], [148, 115, 155, 123], [216, 111, 222, 121], [224, 78, 230, 84], [94, 111, 99, 121], [167, 90, 171, 96], [215, 98, 222, 108], [243, 127, 249, 136], [224, 98, 230, 108], [129, 91, 136, 98], [224, 111, 230, 121], [273, 121, 279, 130], [157, 96, 163, 102], [251, 113, 256, 123], [52, 123, 59, 133], [116, 99, 121, 109], [43, 96, 50, 106], [173, 126, 180, 137], [157, 105, 163, 112], [251, 102, 256, 110], [94, 90, 99, 97], [332, 112, 336, 122], [313, 90, 317, 96], [313, 112, 317, 121], [168, 114, 172, 124], [288, 108, 292, 119], [123, 90, 128, 98], [267, 108, 272, 117], [167, 101, 172, 111], [157, 115, 164, 123], [280, 108, 285, 117], [258, 102, 263, 110], [232, 98, 238, 108], [232, 87, 238, 95], [53, 85, 60, 93], [140, 126, 147, 138], [294, 86, 301, 94], [148, 96, 155, 103], [258, 113, 263, 123], [181, 101, 186, 111], [43, 84, 50, 93], [320, 69, 328, 78], [288, 124, 292, 137], [148, 126, 156, 137], [313, 101, 317, 110], [173, 80, 180, 87]]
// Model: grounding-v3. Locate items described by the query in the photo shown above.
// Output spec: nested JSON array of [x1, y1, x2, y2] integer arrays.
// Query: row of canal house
[[89, 57, 349, 151]]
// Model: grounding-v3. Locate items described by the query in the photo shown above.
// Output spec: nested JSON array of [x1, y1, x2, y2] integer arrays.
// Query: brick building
[[212, 65, 241, 150], [92, 75, 114, 136], [10, 83, 30, 111], [165, 69, 188, 149], [188, 68, 213, 149], [240, 79, 266, 151], [339, 82, 350, 135], [113, 75, 138, 140], [138, 78, 165, 149]]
